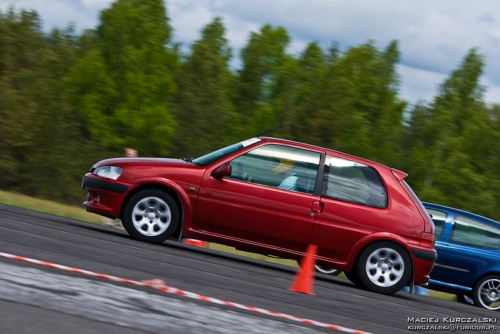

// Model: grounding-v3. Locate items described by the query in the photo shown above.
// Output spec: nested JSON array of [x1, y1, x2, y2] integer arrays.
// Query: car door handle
[[311, 200, 324, 213], [201, 190, 214, 197]]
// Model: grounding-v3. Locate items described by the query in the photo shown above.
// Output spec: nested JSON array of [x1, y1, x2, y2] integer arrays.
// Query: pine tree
[[235, 25, 290, 137], [405, 50, 497, 217], [289, 42, 329, 144], [66, 0, 178, 156], [171, 17, 235, 157], [0, 8, 47, 188]]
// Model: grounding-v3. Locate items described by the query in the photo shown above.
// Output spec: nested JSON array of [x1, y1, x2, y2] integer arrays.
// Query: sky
[[2, 0, 500, 105]]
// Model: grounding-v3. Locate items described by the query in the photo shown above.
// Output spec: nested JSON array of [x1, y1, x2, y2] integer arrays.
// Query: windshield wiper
[[182, 157, 194, 163]]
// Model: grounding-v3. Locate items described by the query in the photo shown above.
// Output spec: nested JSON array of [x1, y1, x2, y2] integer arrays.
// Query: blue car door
[[436, 214, 500, 288], [426, 208, 455, 283]]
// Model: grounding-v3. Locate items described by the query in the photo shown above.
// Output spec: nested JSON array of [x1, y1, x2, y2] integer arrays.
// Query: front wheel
[[345, 271, 361, 285], [356, 242, 412, 294], [122, 189, 180, 244], [473, 275, 500, 310]]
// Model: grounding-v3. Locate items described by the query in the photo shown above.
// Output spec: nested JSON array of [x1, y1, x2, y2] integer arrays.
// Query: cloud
[[397, 64, 446, 105], [2, 0, 500, 104], [0, 0, 113, 31], [199, 0, 500, 103]]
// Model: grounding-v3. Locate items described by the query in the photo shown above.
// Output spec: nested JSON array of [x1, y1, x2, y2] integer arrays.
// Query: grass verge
[[0, 190, 102, 224]]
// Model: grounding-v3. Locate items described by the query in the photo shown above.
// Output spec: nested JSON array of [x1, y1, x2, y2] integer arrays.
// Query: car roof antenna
[[256, 122, 294, 138]]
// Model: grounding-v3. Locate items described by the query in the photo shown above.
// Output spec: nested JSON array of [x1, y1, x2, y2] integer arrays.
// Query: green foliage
[[235, 24, 291, 137], [0, 9, 45, 186], [66, 0, 177, 156], [1, 3, 500, 223], [170, 17, 235, 157], [404, 50, 500, 218]]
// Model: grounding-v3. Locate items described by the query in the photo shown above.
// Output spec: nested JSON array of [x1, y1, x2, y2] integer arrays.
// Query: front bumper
[[82, 175, 129, 194], [82, 174, 131, 219]]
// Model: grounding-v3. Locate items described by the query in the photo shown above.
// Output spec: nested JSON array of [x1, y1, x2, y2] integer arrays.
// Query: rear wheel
[[356, 241, 412, 294], [122, 189, 180, 244], [315, 265, 341, 276], [473, 275, 500, 310]]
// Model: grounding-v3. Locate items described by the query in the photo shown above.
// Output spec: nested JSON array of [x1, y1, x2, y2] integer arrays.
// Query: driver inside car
[[272, 158, 299, 191]]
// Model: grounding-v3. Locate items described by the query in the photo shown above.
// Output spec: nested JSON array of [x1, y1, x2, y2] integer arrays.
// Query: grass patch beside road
[[0, 190, 102, 224], [428, 290, 456, 302]]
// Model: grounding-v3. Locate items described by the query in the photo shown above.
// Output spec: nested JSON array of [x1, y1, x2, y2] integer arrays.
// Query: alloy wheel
[[131, 196, 172, 237], [477, 278, 500, 310], [365, 247, 405, 288]]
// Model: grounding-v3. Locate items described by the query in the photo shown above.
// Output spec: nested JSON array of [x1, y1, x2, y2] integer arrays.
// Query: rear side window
[[426, 209, 446, 238], [451, 215, 500, 250], [322, 155, 387, 208]]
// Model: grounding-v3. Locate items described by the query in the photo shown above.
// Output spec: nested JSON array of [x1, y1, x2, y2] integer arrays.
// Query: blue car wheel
[[474, 275, 500, 310]]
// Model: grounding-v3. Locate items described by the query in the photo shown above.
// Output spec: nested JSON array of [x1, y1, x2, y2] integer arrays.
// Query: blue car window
[[426, 208, 446, 238], [451, 215, 500, 250]]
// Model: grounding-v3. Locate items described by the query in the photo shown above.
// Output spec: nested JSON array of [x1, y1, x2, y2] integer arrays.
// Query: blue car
[[424, 203, 500, 310]]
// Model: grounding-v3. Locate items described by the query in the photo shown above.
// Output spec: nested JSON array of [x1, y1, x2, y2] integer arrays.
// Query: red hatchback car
[[83, 137, 436, 294]]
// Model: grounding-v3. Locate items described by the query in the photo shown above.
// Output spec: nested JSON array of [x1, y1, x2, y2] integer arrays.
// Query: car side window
[[451, 215, 500, 250], [227, 144, 321, 195], [426, 209, 446, 238], [322, 155, 387, 208]]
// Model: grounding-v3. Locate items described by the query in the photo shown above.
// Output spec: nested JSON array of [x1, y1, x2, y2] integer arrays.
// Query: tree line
[[1, 0, 499, 220]]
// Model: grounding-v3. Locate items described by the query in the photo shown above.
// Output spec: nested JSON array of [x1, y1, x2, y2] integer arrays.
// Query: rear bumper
[[411, 246, 437, 284], [82, 174, 130, 219], [412, 248, 438, 262]]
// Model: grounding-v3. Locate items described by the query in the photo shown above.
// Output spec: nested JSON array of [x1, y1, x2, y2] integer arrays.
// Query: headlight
[[93, 166, 123, 180]]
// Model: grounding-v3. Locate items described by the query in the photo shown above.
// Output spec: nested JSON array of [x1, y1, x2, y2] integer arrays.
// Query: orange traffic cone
[[289, 244, 317, 295], [183, 238, 207, 248]]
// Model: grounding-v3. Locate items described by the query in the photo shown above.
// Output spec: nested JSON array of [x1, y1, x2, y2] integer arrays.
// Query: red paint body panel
[[311, 167, 423, 264], [83, 137, 436, 285]]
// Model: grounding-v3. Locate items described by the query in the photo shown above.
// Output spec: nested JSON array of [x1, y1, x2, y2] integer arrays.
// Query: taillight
[[419, 232, 435, 247]]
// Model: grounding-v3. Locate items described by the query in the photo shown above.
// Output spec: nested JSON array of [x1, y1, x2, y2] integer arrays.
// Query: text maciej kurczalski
[[408, 317, 497, 324]]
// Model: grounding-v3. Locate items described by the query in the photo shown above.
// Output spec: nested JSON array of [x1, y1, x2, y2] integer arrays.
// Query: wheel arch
[[120, 178, 192, 240], [344, 234, 414, 277], [474, 271, 500, 287]]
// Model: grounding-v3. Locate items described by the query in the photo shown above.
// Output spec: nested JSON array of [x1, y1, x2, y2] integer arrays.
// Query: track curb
[[0, 251, 370, 334]]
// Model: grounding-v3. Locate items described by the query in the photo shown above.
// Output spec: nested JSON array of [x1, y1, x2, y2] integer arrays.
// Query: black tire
[[345, 271, 361, 285], [122, 189, 180, 244], [456, 294, 474, 305], [472, 275, 500, 310], [315, 265, 341, 276], [356, 241, 412, 294]]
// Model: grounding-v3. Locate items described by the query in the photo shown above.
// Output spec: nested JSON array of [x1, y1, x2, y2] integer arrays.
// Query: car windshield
[[192, 138, 261, 166]]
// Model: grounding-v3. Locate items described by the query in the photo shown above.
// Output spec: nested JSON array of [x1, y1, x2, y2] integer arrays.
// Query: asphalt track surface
[[0, 204, 498, 334]]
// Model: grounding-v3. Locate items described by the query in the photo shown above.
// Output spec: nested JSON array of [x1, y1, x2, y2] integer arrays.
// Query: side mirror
[[211, 164, 231, 178]]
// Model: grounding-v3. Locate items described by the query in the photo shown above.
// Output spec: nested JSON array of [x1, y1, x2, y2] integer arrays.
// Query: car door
[[433, 214, 500, 288], [193, 144, 323, 253], [308, 154, 391, 263]]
